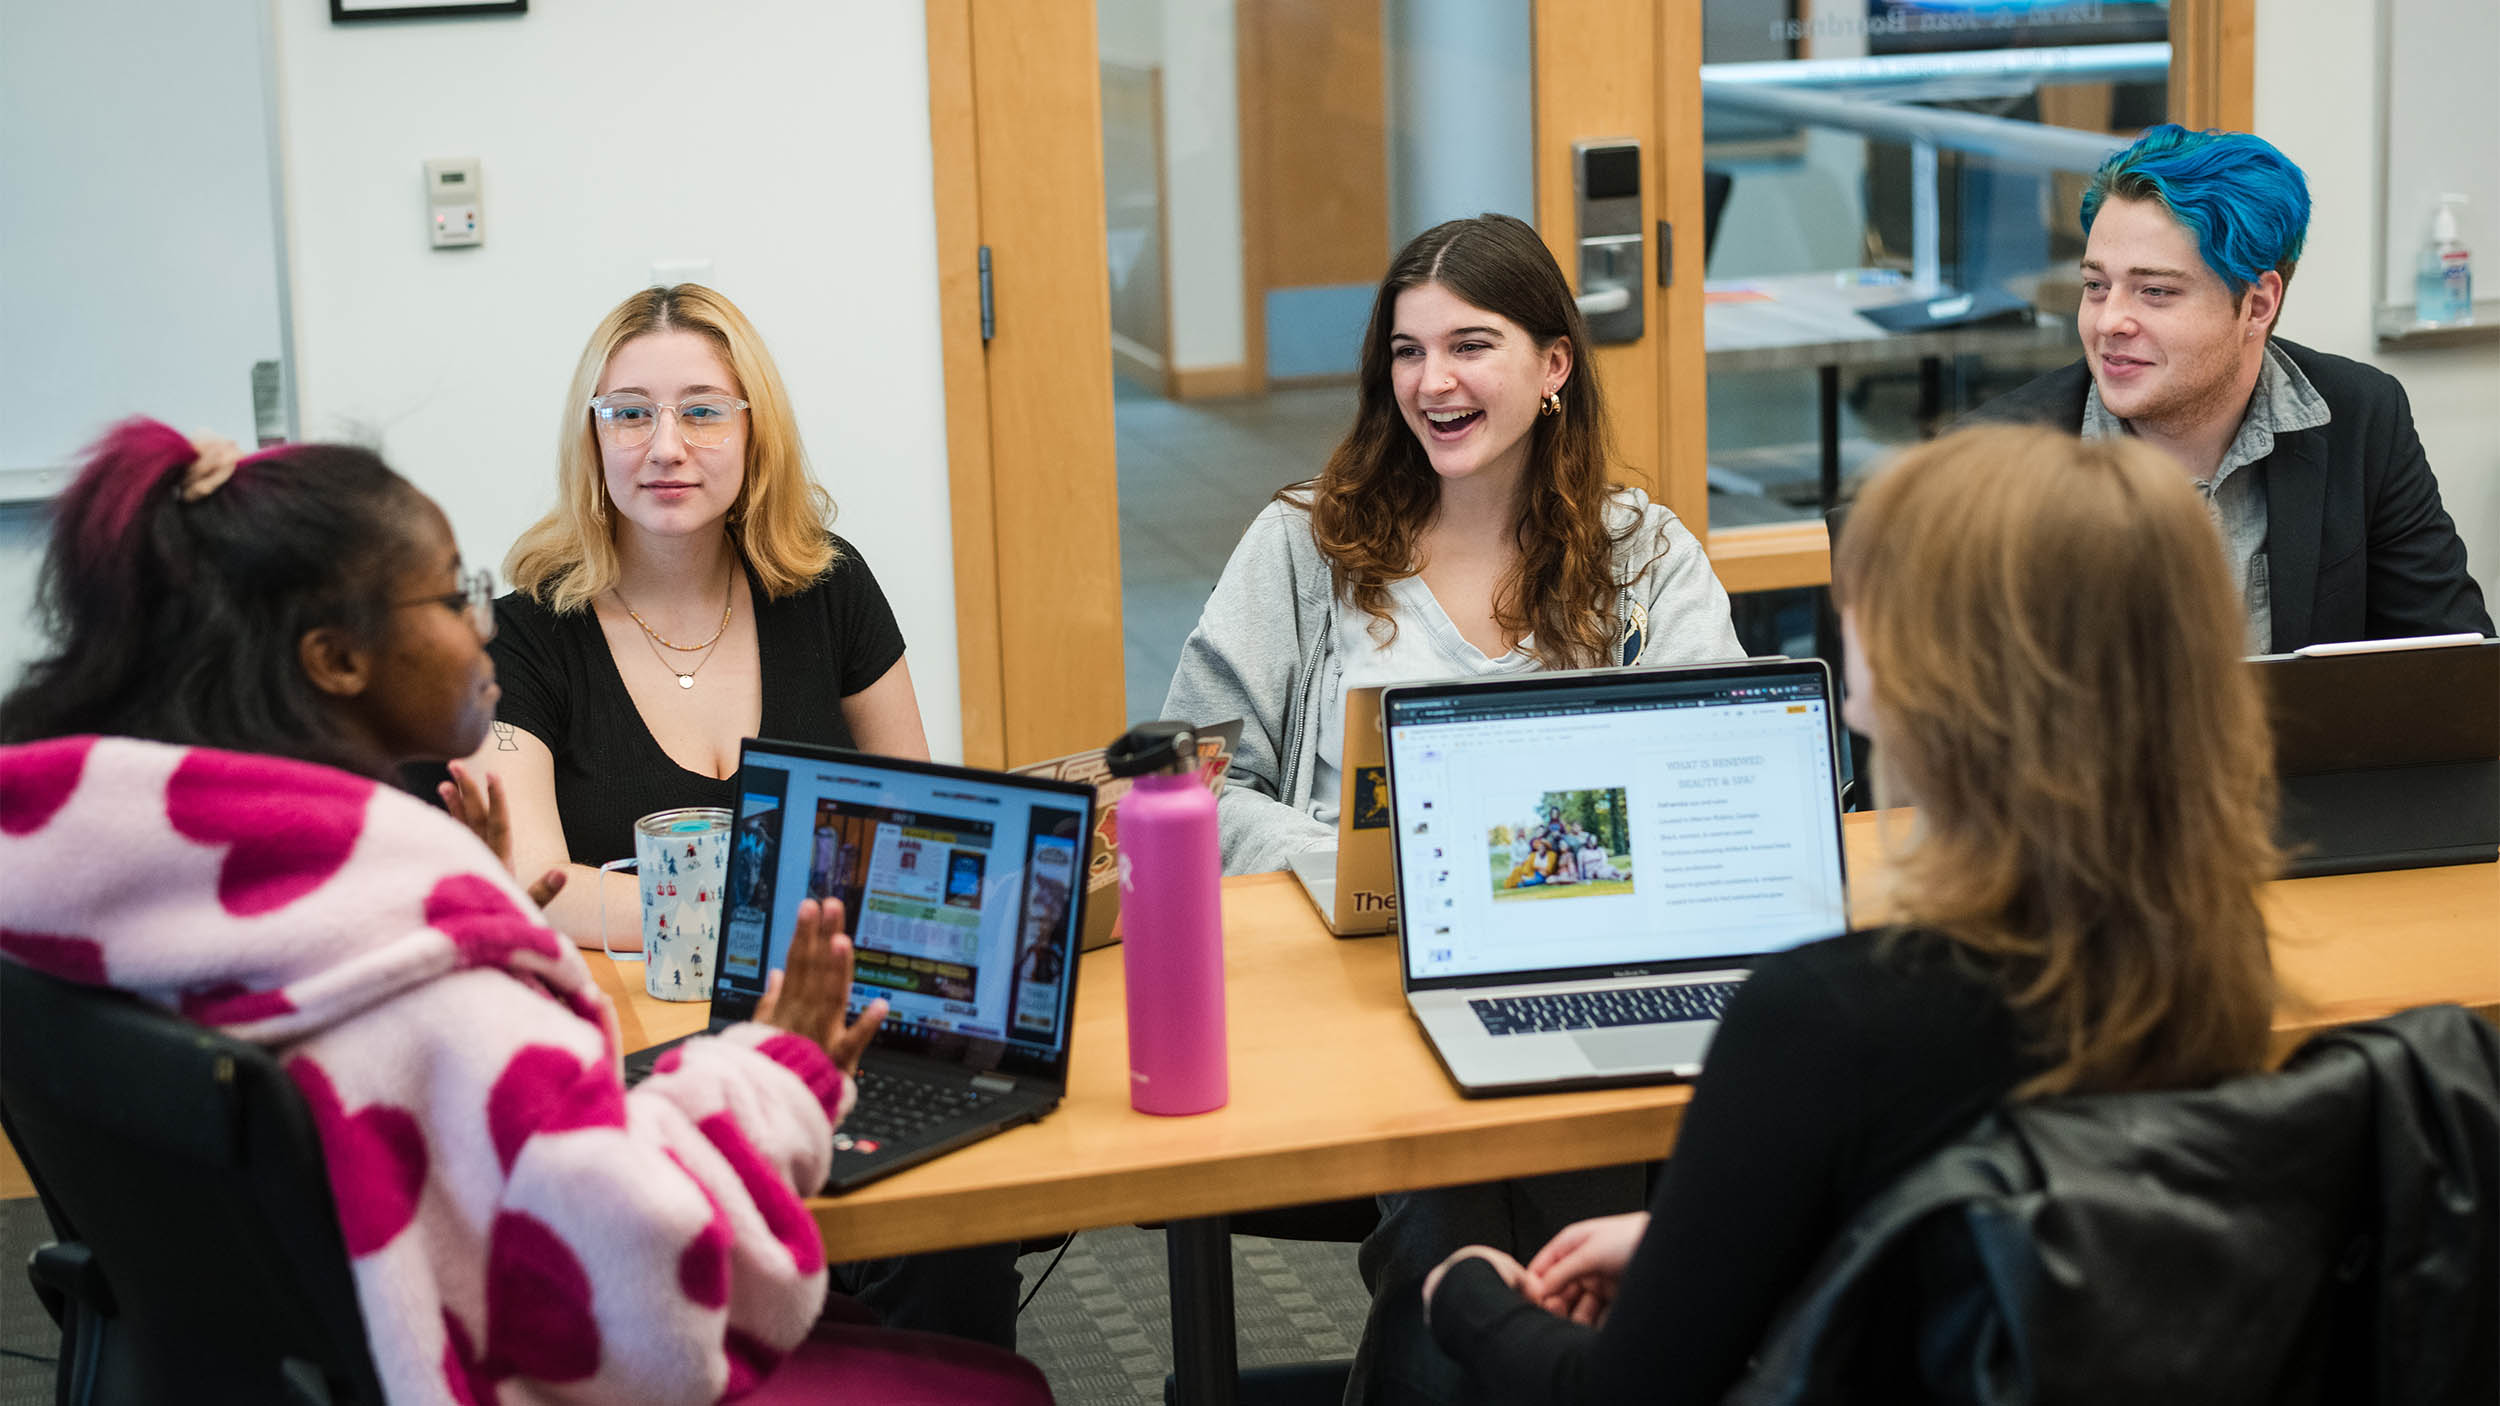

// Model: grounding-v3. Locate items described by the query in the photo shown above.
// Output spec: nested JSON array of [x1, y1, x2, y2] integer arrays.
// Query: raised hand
[[753, 898, 888, 1075], [440, 760, 565, 907], [440, 760, 514, 864]]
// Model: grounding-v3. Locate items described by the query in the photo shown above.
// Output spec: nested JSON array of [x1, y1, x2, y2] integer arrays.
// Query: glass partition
[[1699, 3, 2171, 664]]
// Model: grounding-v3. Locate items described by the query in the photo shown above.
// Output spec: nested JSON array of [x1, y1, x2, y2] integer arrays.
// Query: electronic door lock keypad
[[1573, 140, 1643, 345]]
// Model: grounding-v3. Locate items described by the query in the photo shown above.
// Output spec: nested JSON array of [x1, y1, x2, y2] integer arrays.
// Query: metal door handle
[[1576, 287, 1633, 317]]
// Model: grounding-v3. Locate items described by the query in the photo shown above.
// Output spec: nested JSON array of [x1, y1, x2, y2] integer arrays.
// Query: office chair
[[0, 961, 387, 1406], [1702, 167, 1733, 274], [1728, 1005, 2500, 1405]]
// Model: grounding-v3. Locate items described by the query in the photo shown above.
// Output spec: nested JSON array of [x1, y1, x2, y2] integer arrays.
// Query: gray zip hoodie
[[1160, 491, 1744, 874]]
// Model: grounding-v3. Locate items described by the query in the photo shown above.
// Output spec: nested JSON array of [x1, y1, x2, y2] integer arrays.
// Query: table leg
[[1818, 363, 1841, 513], [1167, 1216, 1239, 1406], [1918, 355, 1943, 438]]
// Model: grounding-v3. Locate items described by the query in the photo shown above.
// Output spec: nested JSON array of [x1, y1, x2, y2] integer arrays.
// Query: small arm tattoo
[[493, 721, 518, 752]]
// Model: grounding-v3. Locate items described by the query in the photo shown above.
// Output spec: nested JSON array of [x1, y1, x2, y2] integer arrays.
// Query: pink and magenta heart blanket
[[0, 736, 854, 1404]]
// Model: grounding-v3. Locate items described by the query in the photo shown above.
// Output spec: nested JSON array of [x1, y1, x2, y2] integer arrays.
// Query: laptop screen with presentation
[[1380, 659, 1850, 1095], [1388, 661, 1849, 988]]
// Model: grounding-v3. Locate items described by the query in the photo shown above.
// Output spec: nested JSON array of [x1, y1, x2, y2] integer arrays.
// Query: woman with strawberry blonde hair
[[1423, 425, 2279, 1404]]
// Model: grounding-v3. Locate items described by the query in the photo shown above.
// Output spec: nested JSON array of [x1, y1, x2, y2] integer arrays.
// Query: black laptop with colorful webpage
[[623, 738, 1095, 1192]]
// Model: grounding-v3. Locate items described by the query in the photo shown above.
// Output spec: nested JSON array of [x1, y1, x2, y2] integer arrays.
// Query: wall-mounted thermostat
[[424, 158, 483, 249]]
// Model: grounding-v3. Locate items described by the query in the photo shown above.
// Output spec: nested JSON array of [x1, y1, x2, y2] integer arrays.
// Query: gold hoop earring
[[1540, 390, 1563, 417]]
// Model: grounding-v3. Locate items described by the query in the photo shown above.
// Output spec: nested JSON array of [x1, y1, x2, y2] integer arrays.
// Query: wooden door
[[925, 0, 2252, 764]]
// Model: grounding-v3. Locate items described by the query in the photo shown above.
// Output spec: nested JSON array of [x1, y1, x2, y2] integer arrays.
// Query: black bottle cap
[[1106, 721, 1197, 778]]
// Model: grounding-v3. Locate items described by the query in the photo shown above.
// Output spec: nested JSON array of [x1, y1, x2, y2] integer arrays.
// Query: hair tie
[[181, 433, 244, 501]]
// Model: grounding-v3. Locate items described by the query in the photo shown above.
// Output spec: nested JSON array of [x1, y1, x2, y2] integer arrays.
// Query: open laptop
[[1382, 658, 1850, 1097], [1286, 687, 1399, 937], [2252, 633, 2498, 877], [622, 737, 1096, 1192]]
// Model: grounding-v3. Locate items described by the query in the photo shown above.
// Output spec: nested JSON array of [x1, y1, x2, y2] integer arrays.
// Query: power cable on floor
[[1016, 1232, 1078, 1315]]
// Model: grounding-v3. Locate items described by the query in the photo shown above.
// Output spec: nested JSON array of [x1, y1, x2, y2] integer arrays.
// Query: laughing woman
[[1161, 213, 1742, 1405], [1163, 214, 1740, 879]]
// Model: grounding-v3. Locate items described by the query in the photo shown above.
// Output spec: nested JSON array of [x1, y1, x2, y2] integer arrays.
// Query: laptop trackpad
[[1574, 1026, 1709, 1072]]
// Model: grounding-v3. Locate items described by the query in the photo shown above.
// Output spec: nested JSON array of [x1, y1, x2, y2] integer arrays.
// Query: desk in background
[[598, 810, 2500, 1406], [1703, 270, 2077, 515]]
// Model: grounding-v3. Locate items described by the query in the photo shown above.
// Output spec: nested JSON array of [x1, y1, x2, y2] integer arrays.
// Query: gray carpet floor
[[1, 1199, 51, 1406], [0, 1197, 1370, 1406], [1016, 1228, 1367, 1404]]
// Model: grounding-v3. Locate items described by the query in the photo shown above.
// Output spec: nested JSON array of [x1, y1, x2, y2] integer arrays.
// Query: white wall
[[2255, 0, 2500, 608], [0, 0, 287, 475], [0, 0, 289, 680], [268, 0, 963, 757], [0, 509, 41, 682]]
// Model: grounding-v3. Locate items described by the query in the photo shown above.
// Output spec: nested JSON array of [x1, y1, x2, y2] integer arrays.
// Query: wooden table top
[[595, 811, 2500, 1261]]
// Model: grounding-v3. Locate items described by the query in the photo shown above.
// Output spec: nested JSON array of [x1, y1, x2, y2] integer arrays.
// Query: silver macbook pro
[[1383, 659, 1850, 1097]]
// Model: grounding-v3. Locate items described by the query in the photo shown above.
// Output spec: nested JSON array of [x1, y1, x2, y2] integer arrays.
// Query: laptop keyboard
[[838, 1066, 1004, 1147], [1470, 981, 1741, 1036]]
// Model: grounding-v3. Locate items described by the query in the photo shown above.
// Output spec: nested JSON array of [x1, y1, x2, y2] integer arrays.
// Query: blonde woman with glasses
[[467, 284, 927, 951], [464, 285, 1019, 1353]]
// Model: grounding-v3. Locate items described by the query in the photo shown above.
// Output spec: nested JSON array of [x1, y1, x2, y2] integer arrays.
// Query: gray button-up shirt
[[2081, 343, 2333, 654]]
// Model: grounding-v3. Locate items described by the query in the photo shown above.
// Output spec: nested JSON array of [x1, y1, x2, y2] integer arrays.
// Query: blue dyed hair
[[2081, 124, 2310, 300]]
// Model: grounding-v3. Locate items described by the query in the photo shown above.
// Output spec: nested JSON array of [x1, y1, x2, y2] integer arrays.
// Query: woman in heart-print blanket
[[0, 420, 1051, 1405]]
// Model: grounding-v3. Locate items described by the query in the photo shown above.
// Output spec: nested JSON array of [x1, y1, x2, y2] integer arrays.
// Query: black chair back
[[1728, 1005, 2500, 1406], [0, 961, 386, 1406]]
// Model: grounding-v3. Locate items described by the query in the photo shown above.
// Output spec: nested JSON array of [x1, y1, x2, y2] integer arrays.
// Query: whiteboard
[[0, 0, 293, 497], [2376, 0, 2500, 315]]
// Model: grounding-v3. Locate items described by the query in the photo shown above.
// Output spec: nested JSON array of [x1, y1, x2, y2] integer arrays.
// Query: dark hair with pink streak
[[1, 417, 427, 771]]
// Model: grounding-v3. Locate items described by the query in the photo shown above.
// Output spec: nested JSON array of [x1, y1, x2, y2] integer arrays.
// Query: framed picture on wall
[[331, 0, 525, 21]]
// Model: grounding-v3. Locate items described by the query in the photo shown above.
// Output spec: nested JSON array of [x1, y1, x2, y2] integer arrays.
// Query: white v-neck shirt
[[1309, 574, 1541, 825]]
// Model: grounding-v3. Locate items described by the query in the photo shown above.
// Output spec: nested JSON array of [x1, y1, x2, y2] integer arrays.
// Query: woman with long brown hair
[[1162, 213, 1740, 877], [1419, 425, 2281, 1404], [1163, 213, 1740, 1403]]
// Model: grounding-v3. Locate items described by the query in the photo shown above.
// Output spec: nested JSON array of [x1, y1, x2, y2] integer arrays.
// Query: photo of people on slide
[[1490, 789, 1633, 900]]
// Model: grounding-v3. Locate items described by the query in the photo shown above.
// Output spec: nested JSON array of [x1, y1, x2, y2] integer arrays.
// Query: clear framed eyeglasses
[[588, 393, 751, 450]]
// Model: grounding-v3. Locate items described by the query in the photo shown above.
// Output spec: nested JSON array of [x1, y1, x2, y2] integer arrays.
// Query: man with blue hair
[[1973, 124, 2489, 651]]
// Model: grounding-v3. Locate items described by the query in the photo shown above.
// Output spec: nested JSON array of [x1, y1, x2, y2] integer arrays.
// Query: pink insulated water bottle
[[1106, 722, 1228, 1116]]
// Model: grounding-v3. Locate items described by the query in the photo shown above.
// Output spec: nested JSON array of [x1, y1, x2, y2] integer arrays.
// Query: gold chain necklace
[[617, 573, 734, 651], [615, 569, 735, 690], [631, 619, 725, 690]]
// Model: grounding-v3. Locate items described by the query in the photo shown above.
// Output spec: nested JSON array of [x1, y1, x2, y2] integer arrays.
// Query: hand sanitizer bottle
[[2416, 195, 2473, 327]]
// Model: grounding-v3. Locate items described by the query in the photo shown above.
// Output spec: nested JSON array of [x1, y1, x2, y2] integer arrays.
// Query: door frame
[[926, 0, 2255, 765]]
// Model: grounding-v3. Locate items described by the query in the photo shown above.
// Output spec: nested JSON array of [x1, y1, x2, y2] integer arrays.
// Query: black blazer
[[1955, 338, 2492, 653]]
